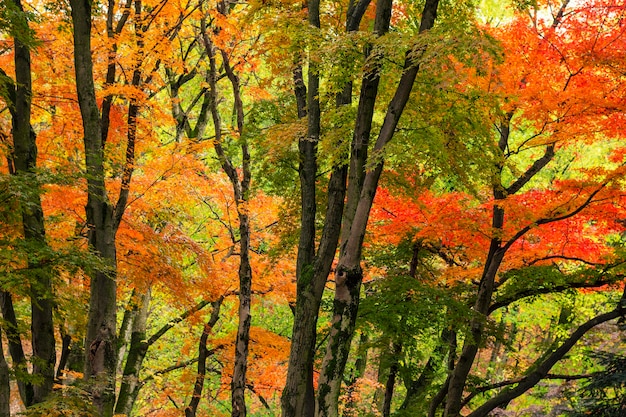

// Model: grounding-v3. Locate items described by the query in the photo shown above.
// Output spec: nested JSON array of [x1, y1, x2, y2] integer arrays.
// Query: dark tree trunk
[[69, 1, 118, 415], [185, 299, 223, 417], [0, 290, 33, 406], [280, 39, 320, 415], [7, 0, 56, 404], [231, 207, 253, 417], [200, 9, 253, 414], [0, 331, 9, 417], [281, 0, 385, 415], [444, 241, 505, 417], [56, 331, 72, 379], [315, 2, 440, 416], [443, 116, 555, 417], [382, 342, 402, 417]]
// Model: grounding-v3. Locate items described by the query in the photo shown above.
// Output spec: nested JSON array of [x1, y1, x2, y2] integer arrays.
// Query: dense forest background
[[1, 0, 626, 416]]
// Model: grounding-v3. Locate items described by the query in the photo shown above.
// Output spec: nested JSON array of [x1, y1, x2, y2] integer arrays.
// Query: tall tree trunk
[[201, 8, 253, 414], [9, 0, 56, 404], [69, 1, 118, 415], [280, 1, 376, 415], [315, 3, 439, 417], [444, 239, 505, 417], [382, 341, 402, 417], [231, 207, 252, 417], [443, 116, 555, 417], [280, 42, 320, 416]]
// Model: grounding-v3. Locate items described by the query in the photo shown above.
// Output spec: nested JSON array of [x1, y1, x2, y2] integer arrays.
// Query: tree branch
[[502, 184, 607, 253], [146, 293, 230, 347], [462, 372, 594, 408], [504, 144, 555, 196], [489, 273, 623, 314], [466, 306, 623, 417]]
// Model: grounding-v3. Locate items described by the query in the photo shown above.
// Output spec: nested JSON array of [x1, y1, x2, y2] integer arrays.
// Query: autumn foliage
[[0, 0, 625, 416]]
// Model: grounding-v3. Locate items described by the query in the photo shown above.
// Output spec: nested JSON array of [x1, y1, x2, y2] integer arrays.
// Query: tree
[[0, 0, 55, 407], [276, 0, 452, 415], [69, 0, 119, 413], [1, 0, 625, 415], [354, 1, 626, 414]]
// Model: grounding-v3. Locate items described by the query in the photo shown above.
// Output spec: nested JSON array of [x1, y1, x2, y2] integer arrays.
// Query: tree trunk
[[382, 341, 402, 417], [200, 11, 253, 414], [114, 289, 150, 415], [8, 0, 56, 404], [185, 299, 224, 417], [281, 165, 346, 417], [69, 1, 118, 415], [280, 44, 321, 416], [231, 209, 252, 417], [443, 116, 555, 417], [117, 289, 140, 374], [281, 0, 388, 414], [56, 331, 72, 379], [444, 242, 505, 417], [0, 290, 33, 406], [315, 2, 439, 416], [0, 328, 11, 417]]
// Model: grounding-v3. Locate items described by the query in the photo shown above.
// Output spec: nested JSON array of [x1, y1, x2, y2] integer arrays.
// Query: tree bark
[[185, 298, 223, 417], [114, 289, 150, 415], [7, 0, 56, 404], [0, 333, 8, 417], [0, 290, 33, 406], [315, 2, 439, 416], [69, 1, 118, 415]]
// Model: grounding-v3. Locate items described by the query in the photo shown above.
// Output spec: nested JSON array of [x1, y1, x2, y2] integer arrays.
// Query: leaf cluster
[[567, 351, 626, 417], [0, 0, 39, 49], [18, 384, 97, 417]]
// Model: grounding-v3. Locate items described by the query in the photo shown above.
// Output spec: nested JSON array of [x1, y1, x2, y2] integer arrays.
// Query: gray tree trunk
[[114, 289, 150, 415]]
